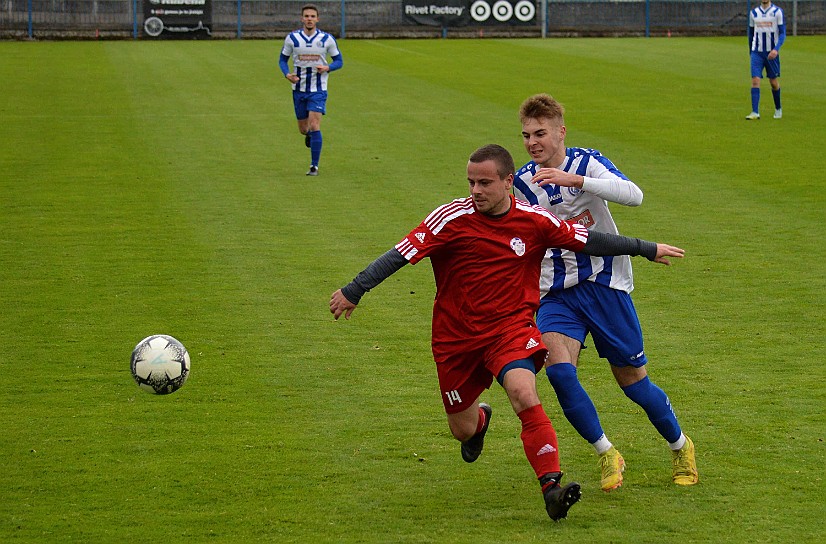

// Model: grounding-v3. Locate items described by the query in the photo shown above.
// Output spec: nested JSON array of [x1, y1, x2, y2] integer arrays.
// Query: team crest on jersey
[[415, 232, 426, 243], [567, 187, 582, 196], [510, 237, 526, 256]]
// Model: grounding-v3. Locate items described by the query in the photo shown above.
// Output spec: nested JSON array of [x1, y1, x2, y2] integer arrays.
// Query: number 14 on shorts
[[445, 390, 462, 406]]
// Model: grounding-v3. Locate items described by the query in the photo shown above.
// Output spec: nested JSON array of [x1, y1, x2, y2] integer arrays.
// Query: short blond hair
[[519, 94, 565, 125]]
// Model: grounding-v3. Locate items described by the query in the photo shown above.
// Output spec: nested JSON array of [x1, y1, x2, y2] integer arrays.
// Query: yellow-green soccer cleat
[[671, 436, 699, 485], [598, 446, 625, 491]]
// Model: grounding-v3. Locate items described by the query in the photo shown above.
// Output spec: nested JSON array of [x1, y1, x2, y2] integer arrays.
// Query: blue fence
[[1, 0, 824, 39]]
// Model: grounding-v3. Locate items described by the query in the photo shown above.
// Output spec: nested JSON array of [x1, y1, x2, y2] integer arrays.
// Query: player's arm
[[775, 22, 786, 51], [280, 53, 299, 84], [533, 155, 642, 206], [328, 53, 343, 72], [582, 231, 684, 266], [330, 249, 408, 320], [580, 174, 643, 206]]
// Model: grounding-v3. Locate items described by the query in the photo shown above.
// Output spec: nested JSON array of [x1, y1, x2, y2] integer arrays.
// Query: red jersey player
[[329, 144, 684, 521]]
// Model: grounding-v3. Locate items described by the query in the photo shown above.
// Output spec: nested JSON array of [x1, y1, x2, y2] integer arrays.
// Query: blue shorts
[[293, 90, 327, 120], [750, 51, 780, 79], [536, 281, 647, 367]]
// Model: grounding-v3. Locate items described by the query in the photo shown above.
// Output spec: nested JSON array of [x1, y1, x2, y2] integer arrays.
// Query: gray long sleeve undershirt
[[339, 232, 657, 305], [340, 249, 408, 305]]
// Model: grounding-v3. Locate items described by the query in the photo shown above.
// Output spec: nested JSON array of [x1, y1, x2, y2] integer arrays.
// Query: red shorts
[[434, 323, 547, 414]]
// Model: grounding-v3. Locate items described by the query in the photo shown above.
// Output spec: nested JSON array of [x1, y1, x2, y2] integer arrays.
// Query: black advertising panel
[[402, 0, 470, 27], [402, 0, 536, 27], [143, 0, 213, 39]]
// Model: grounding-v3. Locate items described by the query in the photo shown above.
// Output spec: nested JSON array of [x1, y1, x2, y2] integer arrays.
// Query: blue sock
[[546, 363, 604, 444], [751, 88, 760, 113], [772, 88, 781, 110], [621, 376, 681, 443], [309, 130, 322, 167]]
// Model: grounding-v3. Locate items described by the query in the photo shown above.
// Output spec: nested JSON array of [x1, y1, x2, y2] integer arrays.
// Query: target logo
[[470, 0, 535, 23]]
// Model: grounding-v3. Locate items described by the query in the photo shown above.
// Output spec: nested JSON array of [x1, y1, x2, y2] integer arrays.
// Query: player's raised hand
[[653, 244, 685, 266], [531, 168, 584, 188], [330, 289, 357, 320]]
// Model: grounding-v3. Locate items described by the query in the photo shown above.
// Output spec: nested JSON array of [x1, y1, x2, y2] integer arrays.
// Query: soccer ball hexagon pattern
[[130, 334, 190, 395]]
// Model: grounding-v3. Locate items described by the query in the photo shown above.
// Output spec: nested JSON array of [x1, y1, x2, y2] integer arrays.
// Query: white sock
[[592, 434, 613, 455], [669, 433, 686, 451]]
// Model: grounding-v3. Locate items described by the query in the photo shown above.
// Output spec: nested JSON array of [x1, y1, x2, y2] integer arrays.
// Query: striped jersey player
[[513, 147, 641, 297], [279, 4, 343, 175], [330, 144, 684, 520], [515, 94, 698, 492], [746, 1, 786, 119]]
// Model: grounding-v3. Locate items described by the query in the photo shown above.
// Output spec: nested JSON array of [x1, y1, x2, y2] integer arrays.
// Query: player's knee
[[545, 362, 577, 390]]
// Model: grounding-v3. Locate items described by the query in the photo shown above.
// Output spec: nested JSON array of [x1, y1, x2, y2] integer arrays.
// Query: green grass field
[[1, 36, 825, 542]]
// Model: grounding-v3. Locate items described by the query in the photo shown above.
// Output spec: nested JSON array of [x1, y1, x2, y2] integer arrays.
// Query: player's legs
[[306, 111, 323, 169], [488, 329, 562, 479], [614, 366, 682, 444], [293, 91, 310, 134], [499, 362, 581, 520], [437, 347, 494, 444], [446, 401, 484, 442], [766, 56, 781, 117], [499, 366, 559, 475], [617, 367, 697, 485], [747, 52, 766, 118], [304, 93, 327, 171], [538, 292, 613, 454], [597, 305, 697, 485], [437, 366, 493, 463], [581, 287, 683, 447]]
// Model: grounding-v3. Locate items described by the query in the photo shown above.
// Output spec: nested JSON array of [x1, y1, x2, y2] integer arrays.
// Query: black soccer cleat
[[542, 479, 582, 521], [461, 403, 492, 463], [304, 133, 311, 148]]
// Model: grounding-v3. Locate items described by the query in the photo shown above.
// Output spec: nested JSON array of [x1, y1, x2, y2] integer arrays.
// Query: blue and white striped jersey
[[513, 148, 643, 296], [749, 3, 785, 53], [281, 29, 341, 92]]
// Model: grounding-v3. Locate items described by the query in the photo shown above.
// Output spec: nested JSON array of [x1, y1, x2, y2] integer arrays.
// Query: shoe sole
[[546, 483, 581, 521], [674, 475, 699, 486]]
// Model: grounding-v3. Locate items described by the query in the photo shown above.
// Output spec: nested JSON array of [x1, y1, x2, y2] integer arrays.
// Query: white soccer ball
[[130, 334, 190, 395]]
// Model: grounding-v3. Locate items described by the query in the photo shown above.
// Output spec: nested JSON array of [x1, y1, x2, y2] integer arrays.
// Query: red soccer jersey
[[395, 195, 589, 360]]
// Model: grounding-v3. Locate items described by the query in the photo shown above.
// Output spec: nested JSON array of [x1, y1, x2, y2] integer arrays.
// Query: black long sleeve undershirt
[[339, 232, 658, 305]]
